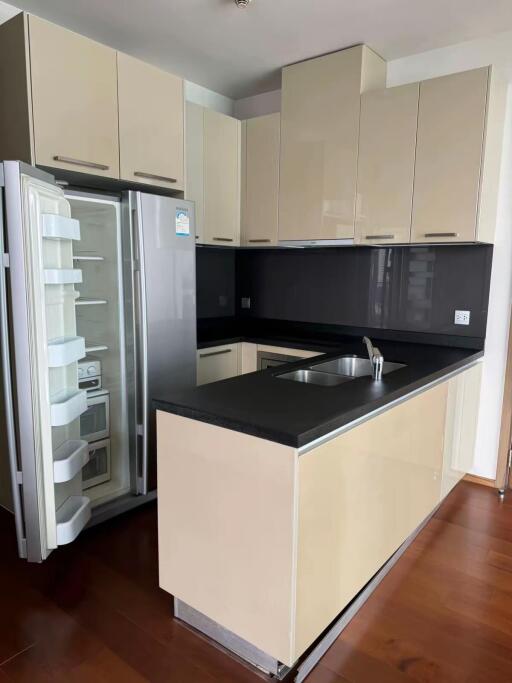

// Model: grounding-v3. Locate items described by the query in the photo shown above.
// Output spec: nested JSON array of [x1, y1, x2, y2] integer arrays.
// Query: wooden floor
[[1, 481, 512, 682]]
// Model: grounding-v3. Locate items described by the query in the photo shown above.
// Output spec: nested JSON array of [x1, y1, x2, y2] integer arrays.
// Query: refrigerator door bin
[[47, 336, 86, 367], [50, 388, 87, 427], [53, 439, 89, 483], [42, 213, 80, 240], [56, 496, 91, 545], [44, 268, 83, 285]]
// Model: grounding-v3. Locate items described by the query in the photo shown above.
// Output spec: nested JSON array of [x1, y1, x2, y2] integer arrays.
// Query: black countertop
[[154, 336, 483, 449]]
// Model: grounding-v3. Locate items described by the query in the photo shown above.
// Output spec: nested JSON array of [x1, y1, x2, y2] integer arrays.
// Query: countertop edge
[[155, 350, 483, 449]]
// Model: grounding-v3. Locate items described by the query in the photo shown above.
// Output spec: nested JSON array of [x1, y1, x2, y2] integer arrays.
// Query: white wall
[[0, 0, 17, 22], [184, 81, 234, 116], [234, 89, 281, 120]]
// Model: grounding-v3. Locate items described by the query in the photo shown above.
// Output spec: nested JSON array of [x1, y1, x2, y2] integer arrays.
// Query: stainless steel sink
[[277, 369, 353, 386], [311, 355, 406, 377]]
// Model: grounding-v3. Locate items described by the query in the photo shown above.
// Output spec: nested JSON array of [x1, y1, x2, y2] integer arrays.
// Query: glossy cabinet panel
[[204, 109, 241, 246], [279, 46, 386, 242], [118, 52, 184, 190], [295, 380, 448, 657], [29, 15, 119, 178], [242, 113, 280, 246], [356, 83, 419, 244], [186, 102, 205, 243], [196, 343, 239, 385], [411, 68, 489, 243]]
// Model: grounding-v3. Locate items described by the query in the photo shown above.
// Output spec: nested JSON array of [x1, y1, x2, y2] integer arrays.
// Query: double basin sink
[[277, 355, 406, 387]]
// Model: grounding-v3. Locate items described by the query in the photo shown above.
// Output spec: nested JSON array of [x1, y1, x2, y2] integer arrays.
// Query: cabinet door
[[185, 102, 205, 244], [118, 52, 184, 190], [242, 114, 280, 246], [411, 68, 489, 243], [196, 344, 239, 386], [356, 84, 419, 244], [279, 47, 365, 242], [28, 16, 119, 178], [204, 109, 240, 246]]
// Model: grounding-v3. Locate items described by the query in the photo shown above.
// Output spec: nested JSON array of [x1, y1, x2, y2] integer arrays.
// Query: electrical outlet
[[454, 310, 471, 326]]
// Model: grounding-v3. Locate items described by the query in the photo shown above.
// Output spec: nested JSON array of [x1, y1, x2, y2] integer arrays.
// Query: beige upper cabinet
[[185, 102, 205, 244], [203, 109, 241, 246], [279, 46, 386, 243], [242, 113, 280, 246], [411, 67, 505, 244], [118, 52, 184, 190], [29, 15, 119, 178], [355, 83, 419, 245]]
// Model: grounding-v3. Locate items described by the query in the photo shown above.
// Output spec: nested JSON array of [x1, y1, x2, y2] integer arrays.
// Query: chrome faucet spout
[[363, 336, 384, 380]]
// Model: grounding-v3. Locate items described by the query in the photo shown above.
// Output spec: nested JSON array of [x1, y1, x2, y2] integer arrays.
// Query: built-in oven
[[80, 390, 110, 443], [257, 350, 303, 370]]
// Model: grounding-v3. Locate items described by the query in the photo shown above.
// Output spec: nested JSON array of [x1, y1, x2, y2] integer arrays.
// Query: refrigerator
[[0, 161, 197, 562]]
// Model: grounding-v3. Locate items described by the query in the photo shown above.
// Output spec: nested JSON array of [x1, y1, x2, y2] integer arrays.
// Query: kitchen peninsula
[[155, 335, 482, 676]]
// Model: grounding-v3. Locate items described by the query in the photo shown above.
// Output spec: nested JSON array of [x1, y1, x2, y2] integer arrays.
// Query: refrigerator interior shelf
[[53, 439, 89, 483], [84, 345, 108, 353], [42, 214, 81, 241], [44, 268, 83, 285], [56, 495, 91, 545], [75, 298, 107, 306], [50, 388, 87, 427], [73, 256, 105, 262], [48, 336, 86, 367]]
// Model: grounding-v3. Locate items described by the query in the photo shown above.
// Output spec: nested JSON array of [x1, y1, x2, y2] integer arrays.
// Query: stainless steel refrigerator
[[0, 161, 196, 562]]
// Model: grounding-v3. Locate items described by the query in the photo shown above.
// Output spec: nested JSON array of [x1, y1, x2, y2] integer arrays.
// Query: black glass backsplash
[[196, 247, 236, 318], [197, 245, 493, 345]]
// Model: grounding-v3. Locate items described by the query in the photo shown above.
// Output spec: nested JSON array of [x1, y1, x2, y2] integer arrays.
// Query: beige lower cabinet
[[158, 363, 481, 667], [196, 344, 239, 385], [241, 114, 280, 246], [355, 83, 419, 245], [118, 52, 184, 190]]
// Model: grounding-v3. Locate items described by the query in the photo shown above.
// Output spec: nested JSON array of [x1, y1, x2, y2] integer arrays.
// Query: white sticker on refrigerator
[[176, 208, 190, 236]]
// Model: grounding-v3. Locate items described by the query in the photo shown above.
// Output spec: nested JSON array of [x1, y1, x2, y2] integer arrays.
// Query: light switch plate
[[454, 310, 471, 325], [241, 297, 251, 309]]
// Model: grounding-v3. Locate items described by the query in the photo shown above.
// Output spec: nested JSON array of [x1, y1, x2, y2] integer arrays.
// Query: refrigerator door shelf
[[53, 439, 89, 483], [50, 388, 87, 427], [75, 298, 107, 306], [42, 214, 81, 241], [47, 336, 86, 367], [56, 496, 91, 545], [44, 268, 83, 285]]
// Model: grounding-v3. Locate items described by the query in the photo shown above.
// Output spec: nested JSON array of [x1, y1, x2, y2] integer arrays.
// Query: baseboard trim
[[464, 473, 496, 488]]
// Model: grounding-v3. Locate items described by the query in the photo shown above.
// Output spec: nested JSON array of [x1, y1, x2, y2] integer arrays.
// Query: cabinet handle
[[213, 237, 234, 243], [53, 155, 109, 171], [199, 349, 232, 358], [424, 232, 459, 238], [365, 234, 395, 240], [248, 239, 271, 243], [134, 171, 177, 183]]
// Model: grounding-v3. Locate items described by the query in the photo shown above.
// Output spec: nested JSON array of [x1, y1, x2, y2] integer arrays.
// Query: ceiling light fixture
[[234, 0, 252, 7]]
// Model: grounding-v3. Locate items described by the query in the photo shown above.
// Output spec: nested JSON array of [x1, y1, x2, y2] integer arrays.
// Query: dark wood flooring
[[1, 481, 512, 682]]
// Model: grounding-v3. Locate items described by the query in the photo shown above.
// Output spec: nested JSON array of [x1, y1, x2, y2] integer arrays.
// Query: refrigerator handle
[[0, 203, 27, 558], [130, 202, 149, 495]]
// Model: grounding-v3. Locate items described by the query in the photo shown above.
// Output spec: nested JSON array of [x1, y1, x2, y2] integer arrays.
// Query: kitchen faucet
[[363, 336, 384, 380]]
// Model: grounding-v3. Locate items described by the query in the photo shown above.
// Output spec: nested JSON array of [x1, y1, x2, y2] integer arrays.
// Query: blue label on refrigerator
[[175, 208, 190, 236]]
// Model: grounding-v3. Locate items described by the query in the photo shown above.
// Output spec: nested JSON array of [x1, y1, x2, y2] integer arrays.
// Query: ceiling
[[3, 0, 512, 99]]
